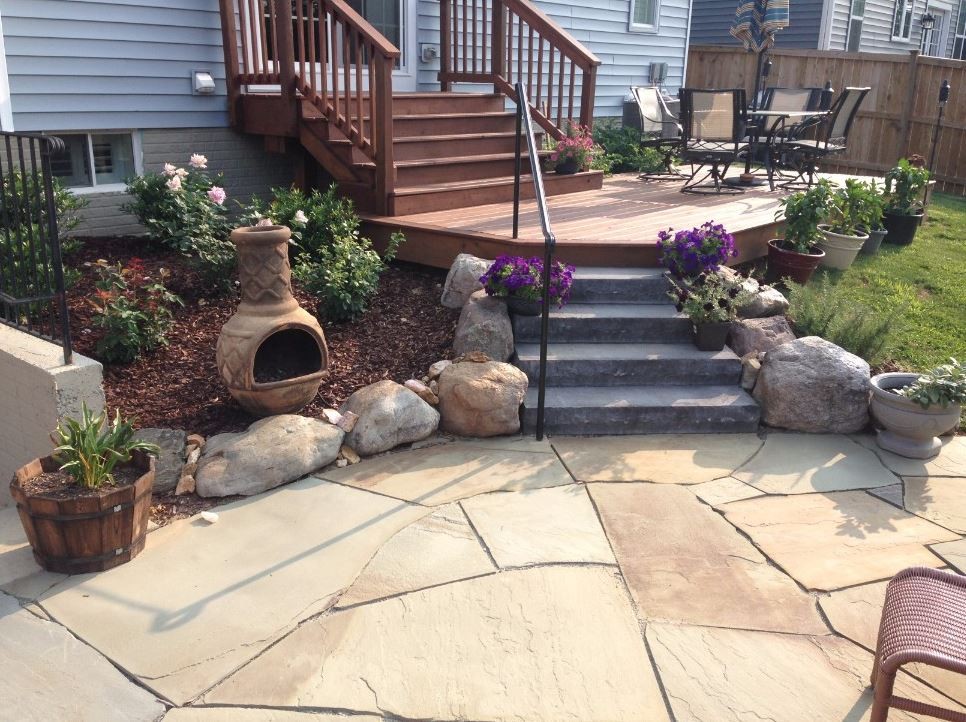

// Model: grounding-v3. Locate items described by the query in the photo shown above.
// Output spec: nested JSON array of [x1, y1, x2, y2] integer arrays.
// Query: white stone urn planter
[[869, 372, 962, 459], [817, 225, 868, 271]]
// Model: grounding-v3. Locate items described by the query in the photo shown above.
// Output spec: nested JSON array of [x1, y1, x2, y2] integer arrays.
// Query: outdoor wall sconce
[[921, 12, 936, 31]]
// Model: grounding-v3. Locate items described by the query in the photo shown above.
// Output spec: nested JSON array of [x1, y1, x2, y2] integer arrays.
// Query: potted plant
[[817, 178, 872, 270], [870, 358, 965, 459], [550, 123, 599, 174], [768, 179, 832, 285], [10, 405, 159, 574], [479, 254, 576, 315], [882, 157, 930, 245], [860, 180, 888, 255], [669, 271, 752, 351], [657, 221, 738, 280]]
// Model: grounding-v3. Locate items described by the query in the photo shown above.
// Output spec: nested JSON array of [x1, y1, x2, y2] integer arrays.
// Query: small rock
[[741, 356, 762, 391], [336, 458, 349, 468], [185, 433, 206, 453], [429, 379, 439, 395], [182, 462, 198, 477], [441, 253, 491, 308], [340, 380, 440, 456], [405, 379, 440, 406], [175, 474, 196, 496], [340, 445, 361, 464], [322, 408, 344, 425], [336, 410, 359, 433], [456, 351, 492, 364], [437, 361, 528, 437], [186, 447, 201, 466], [134, 428, 186, 495], [453, 290, 514, 361], [428, 360, 452, 380], [421, 376, 431, 384], [200, 511, 219, 524], [729, 316, 797, 357]]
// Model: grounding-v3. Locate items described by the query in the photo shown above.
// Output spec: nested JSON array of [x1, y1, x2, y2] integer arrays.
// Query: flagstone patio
[[2, 432, 965, 722]]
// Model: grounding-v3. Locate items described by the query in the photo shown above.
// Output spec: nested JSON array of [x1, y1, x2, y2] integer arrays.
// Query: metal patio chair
[[630, 86, 685, 181], [678, 88, 749, 194]]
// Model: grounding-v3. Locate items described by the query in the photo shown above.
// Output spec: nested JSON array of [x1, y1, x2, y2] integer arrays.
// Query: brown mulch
[[18, 466, 141, 500]]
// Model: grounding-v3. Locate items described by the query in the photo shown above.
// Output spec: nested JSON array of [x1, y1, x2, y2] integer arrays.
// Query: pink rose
[[207, 186, 226, 205], [189, 153, 208, 169], [166, 175, 182, 191]]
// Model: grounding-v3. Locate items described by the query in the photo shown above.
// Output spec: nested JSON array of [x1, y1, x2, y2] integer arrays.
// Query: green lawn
[[820, 192, 966, 371]]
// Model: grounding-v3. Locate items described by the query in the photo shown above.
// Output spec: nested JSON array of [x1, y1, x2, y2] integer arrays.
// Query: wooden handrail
[[502, 0, 600, 72], [324, 0, 401, 59]]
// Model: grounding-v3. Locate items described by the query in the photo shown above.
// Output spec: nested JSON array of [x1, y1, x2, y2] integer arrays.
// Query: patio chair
[[761, 86, 830, 112], [678, 88, 749, 194], [772, 86, 870, 189], [870, 566, 966, 722], [630, 86, 685, 181]]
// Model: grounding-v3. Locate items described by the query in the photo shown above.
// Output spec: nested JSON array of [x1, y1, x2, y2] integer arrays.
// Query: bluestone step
[[514, 342, 742, 387], [569, 267, 670, 305], [512, 304, 690, 344], [521, 385, 761, 435]]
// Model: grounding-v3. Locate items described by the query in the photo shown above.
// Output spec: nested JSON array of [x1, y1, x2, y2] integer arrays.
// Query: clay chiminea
[[216, 225, 328, 416]]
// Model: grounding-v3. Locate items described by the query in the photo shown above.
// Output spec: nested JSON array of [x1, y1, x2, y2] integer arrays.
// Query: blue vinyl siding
[[689, 0, 825, 48], [0, 0, 229, 131]]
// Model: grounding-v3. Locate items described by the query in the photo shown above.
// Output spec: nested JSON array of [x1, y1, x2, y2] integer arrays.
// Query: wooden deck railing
[[439, 0, 600, 138]]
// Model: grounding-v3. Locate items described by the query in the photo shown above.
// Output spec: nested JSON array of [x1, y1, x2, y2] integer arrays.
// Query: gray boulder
[[441, 253, 491, 308], [437, 360, 528, 437], [340, 380, 440, 456], [729, 316, 796, 357], [195, 415, 343, 497], [134, 428, 186, 495], [740, 286, 790, 319], [753, 336, 870, 433], [453, 290, 513, 361]]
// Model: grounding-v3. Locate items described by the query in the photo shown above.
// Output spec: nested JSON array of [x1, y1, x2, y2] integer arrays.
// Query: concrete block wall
[[0, 326, 105, 507], [73, 127, 296, 238]]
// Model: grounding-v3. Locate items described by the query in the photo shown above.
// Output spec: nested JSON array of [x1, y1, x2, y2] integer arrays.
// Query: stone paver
[[461, 485, 615, 568], [723, 491, 958, 590], [0, 592, 163, 722], [321, 440, 572, 505], [205, 566, 670, 722], [933, 538, 966, 573], [164, 710, 383, 722], [0, 507, 65, 600], [37, 477, 428, 706], [855, 434, 966, 477], [338, 503, 494, 607], [904, 477, 966, 533], [870, 483, 904, 507], [690, 476, 764, 506], [733, 433, 896, 494], [552, 434, 763, 483], [590, 483, 827, 634], [647, 622, 964, 722], [820, 580, 966, 705]]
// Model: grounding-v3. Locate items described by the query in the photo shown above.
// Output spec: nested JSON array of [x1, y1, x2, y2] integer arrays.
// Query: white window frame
[[955, 0, 966, 57], [0, 11, 14, 132], [892, 0, 916, 41], [50, 131, 143, 195], [846, 0, 866, 51], [628, 0, 661, 32]]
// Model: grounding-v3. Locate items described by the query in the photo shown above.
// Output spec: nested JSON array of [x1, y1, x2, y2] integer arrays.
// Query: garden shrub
[[785, 274, 896, 364], [123, 154, 235, 292], [591, 119, 666, 174]]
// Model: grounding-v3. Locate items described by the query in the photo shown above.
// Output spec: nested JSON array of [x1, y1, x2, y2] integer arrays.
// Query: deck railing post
[[218, 0, 242, 125], [373, 56, 395, 215], [491, 0, 505, 90], [273, 0, 297, 99], [440, 0, 452, 90], [579, 64, 596, 130]]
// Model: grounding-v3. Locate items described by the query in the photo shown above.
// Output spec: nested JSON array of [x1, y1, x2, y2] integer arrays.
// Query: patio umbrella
[[730, 0, 790, 110]]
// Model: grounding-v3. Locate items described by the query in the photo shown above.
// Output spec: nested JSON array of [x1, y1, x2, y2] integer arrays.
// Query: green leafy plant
[[123, 154, 235, 292], [776, 179, 834, 253], [52, 404, 159, 490], [826, 178, 879, 237], [590, 119, 667, 173], [863, 179, 887, 231], [246, 184, 360, 259], [785, 274, 896, 364], [668, 271, 753, 325], [89, 258, 182, 363], [884, 157, 930, 216], [899, 358, 966, 409]]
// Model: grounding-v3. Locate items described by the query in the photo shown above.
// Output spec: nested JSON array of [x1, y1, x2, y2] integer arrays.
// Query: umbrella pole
[[738, 49, 768, 181]]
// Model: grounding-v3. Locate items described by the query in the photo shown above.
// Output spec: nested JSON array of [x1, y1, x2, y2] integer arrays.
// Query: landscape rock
[[753, 336, 871, 433], [437, 360, 528, 437], [740, 286, 790, 318], [429, 379, 439, 395], [134, 428, 186, 494], [175, 474, 196, 496], [195, 415, 344, 497], [322, 408, 343, 425], [441, 253, 491, 308], [428, 359, 452, 380], [340, 380, 440, 456], [405, 379, 440, 406], [456, 350, 491, 363], [740, 354, 761, 391], [339, 445, 361, 465], [729, 316, 796, 357], [453, 290, 514, 361], [185, 433, 206, 453], [336, 411, 359, 433]]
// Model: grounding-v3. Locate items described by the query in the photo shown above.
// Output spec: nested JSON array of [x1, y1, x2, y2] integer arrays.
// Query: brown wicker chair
[[871, 566, 966, 722]]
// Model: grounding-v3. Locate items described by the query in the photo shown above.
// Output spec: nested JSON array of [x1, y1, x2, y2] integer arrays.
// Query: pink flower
[[256, 217, 274, 227], [189, 153, 208, 169], [162, 163, 177, 176], [207, 186, 226, 205], [175, 167, 189, 178], [166, 175, 182, 191]]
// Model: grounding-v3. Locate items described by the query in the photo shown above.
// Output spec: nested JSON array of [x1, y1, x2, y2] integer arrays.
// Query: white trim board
[[0, 11, 14, 131]]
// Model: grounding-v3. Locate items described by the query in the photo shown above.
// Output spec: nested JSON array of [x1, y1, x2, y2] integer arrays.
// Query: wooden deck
[[363, 172, 860, 268]]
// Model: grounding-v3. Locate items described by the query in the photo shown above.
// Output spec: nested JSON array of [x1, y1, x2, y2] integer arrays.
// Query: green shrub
[[785, 274, 896, 364], [591, 119, 666, 174], [247, 185, 360, 258]]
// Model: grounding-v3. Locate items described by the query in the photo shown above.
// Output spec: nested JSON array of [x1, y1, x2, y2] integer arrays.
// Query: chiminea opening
[[253, 327, 323, 384]]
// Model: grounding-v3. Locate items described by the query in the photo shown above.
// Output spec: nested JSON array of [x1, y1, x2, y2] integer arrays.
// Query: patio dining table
[[746, 109, 831, 190]]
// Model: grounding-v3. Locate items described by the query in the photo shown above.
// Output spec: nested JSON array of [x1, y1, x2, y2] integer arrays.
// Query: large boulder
[[753, 336, 870, 433], [437, 360, 528, 437], [196, 415, 344, 497], [441, 253, 491, 308], [134, 428, 186, 495], [740, 286, 790, 319], [729, 316, 796, 357], [453, 290, 514, 361], [340, 380, 440, 456]]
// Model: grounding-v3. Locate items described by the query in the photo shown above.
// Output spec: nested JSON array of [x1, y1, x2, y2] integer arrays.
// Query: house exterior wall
[[830, 0, 961, 57], [688, 0, 825, 49]]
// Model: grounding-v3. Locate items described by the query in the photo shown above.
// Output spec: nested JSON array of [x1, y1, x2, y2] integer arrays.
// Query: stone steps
[[512, 303, 691, 344], [568, 267, 669, 305]]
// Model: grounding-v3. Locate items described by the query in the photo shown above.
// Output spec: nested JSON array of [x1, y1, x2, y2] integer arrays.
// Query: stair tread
[[515, 342, 739, 362], [573, 267, 667, 281], [394, 151, 548, 168], [394, 132, 534, 143], [536, 303, 682, 319], [393, 171, 603, 196], [523, 385, 758, 408], [394, 111, 516, 120]]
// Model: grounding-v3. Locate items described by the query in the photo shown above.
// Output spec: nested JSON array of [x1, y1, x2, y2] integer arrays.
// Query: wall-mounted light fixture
[[192, 70, 217, 95], [921, 12, 936, 31]]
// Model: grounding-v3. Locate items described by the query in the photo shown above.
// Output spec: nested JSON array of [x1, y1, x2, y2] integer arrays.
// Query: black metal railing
[[0, 131, 72, 364], [512, 82, 555, 440]]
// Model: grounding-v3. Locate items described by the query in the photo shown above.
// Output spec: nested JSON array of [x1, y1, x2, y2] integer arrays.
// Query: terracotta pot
[[882, 210, 923, 245], [555, 158, 580, 175], [817, 225, 868, 271], [506, 296, 542, 316], [861, 227, 888, 255], [765, 240, 826, 285], [9, 452, 155, 574], [692, 321, 731, 351], [869, 372, 961, 459]]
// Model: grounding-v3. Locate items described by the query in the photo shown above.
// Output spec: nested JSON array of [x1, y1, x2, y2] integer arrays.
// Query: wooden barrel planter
[[9, 453, 154, 574]]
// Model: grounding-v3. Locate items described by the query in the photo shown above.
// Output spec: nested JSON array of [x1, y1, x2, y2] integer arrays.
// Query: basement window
[[629, 0, 660, 31], [48, 132, 139, 193]]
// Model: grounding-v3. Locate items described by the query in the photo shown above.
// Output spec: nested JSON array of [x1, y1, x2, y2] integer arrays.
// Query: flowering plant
[[550, 123, 601, 172], [884, 157, 930, 216], [657, 222, 737, 279], [89, 258, 182, 363], [479, 255, 576, 307], [668, 271, 752, 325]]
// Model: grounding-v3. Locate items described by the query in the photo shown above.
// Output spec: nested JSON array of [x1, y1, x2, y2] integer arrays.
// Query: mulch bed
[[67, 237, 460, 437]]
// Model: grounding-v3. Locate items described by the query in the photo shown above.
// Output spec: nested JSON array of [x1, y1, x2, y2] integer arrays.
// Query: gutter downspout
[[683, 0, 695, 86]]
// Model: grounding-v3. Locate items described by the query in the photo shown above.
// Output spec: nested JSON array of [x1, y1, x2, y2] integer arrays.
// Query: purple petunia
[[657, 221, 737, 279], [480, 255, 576, 307]]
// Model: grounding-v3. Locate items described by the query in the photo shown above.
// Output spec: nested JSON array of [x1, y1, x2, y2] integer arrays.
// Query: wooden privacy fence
[[687, 45, 966, 195]]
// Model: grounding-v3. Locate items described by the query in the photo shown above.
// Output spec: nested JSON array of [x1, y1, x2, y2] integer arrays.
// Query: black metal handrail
[[512, 81, 555, 440], [0, 131, 72, 364]]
